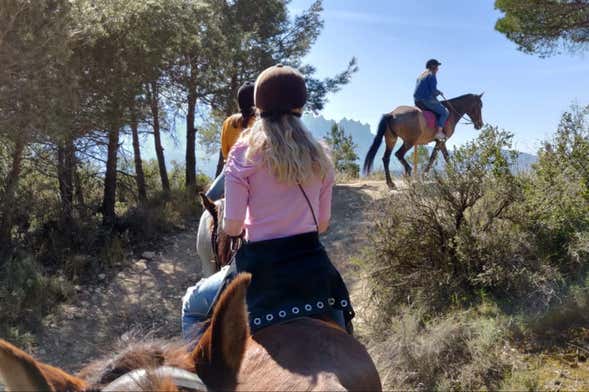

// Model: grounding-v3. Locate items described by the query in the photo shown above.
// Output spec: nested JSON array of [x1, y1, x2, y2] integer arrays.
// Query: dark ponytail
[[236, 81, 255, 128], [240, 107, 255, 128]]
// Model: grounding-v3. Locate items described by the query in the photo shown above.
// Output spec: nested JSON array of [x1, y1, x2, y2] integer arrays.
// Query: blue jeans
[[417, 98, 449, 128], [205, 172, 224, 201], [182, 265, 234, 340]]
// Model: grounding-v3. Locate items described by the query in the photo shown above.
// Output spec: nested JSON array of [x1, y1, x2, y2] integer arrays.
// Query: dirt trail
[[35, 180, 393, 372]]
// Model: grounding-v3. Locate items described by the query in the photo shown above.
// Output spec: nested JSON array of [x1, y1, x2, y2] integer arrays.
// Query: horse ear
[[0, 339, 86, 391], [199, 192, 218, 218], [192, 273, 251, 388], [479, 92, 484, 98]]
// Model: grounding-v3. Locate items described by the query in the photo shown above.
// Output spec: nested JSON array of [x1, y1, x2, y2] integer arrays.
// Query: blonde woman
[[182, 65, 353, 338], [222, 64, 354, 333]]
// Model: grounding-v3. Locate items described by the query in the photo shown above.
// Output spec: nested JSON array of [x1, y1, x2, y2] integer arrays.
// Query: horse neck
[[240, 318, 381, 391], [444, 97, 469, 137]]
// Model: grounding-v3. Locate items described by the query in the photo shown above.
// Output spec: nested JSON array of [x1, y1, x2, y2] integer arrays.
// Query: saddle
[[415, 102, 449, 129]]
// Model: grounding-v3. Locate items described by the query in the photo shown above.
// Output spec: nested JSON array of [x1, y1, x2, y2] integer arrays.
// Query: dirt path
[[35, 180, 393, 373]]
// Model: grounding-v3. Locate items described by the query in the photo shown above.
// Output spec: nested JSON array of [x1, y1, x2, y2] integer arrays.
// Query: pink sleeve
[[318, 165, 335, 223], [224, 142, 255, 221]]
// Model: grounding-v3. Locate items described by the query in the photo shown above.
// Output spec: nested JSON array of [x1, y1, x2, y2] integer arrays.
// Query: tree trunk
[[102, 127, 120, 226], [73, 160, 86, 219], [215, 73, 239, 177], [0, 136, 26, 251], [57, 136, 74, 229], [186, 90, 197, 194], [149, 82, 170, 195], [130, 109, 147, 203]]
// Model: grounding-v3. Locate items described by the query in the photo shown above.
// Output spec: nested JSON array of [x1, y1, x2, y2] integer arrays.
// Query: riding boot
[[434, 127, 446, 141]]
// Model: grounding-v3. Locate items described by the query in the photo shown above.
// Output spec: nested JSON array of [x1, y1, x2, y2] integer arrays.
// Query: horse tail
[[363, 114, 393, 175]]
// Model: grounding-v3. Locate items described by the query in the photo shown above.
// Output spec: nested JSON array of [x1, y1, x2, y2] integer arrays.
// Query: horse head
[[0, 274, 252, 392], [198, 193, 235, 271], [466, 92, 484, 130]]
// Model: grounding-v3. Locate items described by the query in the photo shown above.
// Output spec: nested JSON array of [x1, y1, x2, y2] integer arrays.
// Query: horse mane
[[77, 338, 194, 389], [444, 93, 474, 102]]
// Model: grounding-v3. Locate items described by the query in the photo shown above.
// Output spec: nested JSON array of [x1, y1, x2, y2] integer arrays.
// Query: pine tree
[[495, 0, 589, 57], [325, 123, 359, 178]]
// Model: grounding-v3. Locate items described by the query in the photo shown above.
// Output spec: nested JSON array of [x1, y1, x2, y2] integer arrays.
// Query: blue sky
[[289, 0, 589, 153]]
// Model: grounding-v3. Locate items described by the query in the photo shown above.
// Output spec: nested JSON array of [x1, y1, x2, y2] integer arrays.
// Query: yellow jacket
[[221, 114, 256, 160]]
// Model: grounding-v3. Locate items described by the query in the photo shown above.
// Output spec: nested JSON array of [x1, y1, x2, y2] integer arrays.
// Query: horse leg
[[439, 142, 450, 162], [395, 142, 413, 177], [424, 143, 440, 173], [382, 131, 397, 189], [382, 148, 394, 189]]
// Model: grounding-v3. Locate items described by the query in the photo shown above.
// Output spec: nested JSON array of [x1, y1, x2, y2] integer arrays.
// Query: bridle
[[441, 93, 478, 127], [211, 227, 244, 271], [101, 366, 209, 391]]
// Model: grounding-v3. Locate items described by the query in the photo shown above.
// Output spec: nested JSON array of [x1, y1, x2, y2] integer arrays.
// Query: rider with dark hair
[[205, 82, 256, 201], [414, 59, 448, 141]]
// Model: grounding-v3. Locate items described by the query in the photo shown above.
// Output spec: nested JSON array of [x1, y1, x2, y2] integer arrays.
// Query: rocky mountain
[[301, 114, 537, 174], [162, 114, 537, 178]]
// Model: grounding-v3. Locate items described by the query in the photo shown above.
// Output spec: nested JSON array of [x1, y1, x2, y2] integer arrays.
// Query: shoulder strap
[[297, 184, 319, 231]]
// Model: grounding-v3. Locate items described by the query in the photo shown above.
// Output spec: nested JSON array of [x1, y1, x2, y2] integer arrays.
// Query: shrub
[[364, 126, 564, 318], [520, 105, 589, 276], [0, 252, 73, 342], [368, 305, 508, 391]]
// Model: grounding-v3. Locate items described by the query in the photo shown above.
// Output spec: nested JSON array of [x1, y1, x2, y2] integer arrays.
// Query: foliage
[[0, 252, 73, 343], [364, 125, 568, 317], [324, 123, 360, 178], [495, 0, 589, 56], [362, 110, 589, 390], [521, 104, 589, 275], [366, 304, 509, 391]]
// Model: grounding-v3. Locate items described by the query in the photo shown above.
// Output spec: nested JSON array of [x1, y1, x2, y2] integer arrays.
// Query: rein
[[441, 93, 470, 126], [210, 200, 243, 271]]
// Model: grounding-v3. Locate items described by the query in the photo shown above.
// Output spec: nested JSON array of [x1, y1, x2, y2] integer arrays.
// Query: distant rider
[[205, 81, 256, 201], [413, 59, 448, 141]]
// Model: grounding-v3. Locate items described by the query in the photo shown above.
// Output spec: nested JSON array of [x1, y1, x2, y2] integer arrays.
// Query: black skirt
[[235, 231, 354, 332]]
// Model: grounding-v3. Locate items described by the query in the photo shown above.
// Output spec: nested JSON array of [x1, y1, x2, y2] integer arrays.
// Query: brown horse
[[363, 93, 484, 188], [0, 274, 381, 391]]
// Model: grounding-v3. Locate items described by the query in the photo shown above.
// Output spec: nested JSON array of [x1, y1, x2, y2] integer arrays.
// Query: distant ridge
[[188, 114, 537, 177], [301, 114, 538, 175]]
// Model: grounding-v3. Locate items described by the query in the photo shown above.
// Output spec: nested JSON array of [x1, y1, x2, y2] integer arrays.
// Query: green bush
[[364, 126, 564, 316], [0, 252, 73, 343], [520, 105, 589, 276]]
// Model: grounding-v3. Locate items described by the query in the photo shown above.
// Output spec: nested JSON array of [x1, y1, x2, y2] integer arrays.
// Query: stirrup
[[434, 132, 446, 142]]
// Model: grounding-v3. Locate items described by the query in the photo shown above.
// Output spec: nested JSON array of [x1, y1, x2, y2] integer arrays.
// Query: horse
[[0, 274, 382, 391], [196, 194, 233, 278], [363, 93, 484, 188]]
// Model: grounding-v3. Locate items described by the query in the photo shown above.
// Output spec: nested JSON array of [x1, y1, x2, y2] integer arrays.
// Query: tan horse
[[363, 93, 484, 188], [0, 274, 381, 391]]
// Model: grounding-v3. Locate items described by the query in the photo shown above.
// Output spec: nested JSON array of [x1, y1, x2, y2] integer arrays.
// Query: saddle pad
[[422, 110, 450, 129]]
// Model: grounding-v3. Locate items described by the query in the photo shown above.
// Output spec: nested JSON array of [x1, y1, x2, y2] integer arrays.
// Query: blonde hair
[[242, 115, 333, 184]]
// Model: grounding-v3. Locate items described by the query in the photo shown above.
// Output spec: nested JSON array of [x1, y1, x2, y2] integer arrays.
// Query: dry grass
[[364, 304, 508, 391]]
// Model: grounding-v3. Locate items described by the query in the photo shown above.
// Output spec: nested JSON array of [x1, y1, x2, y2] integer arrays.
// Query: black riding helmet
[[426, 59, 441, 70]]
